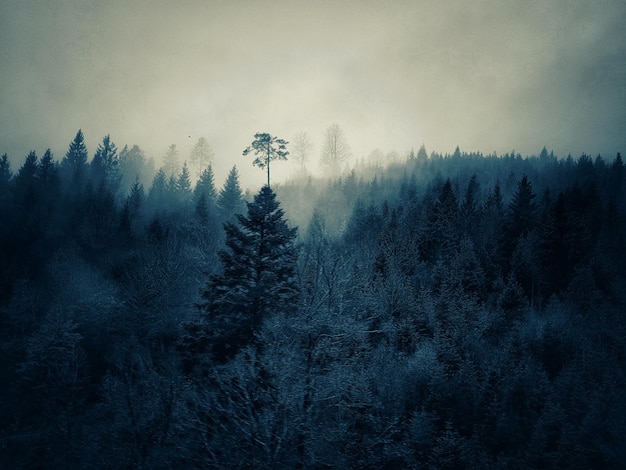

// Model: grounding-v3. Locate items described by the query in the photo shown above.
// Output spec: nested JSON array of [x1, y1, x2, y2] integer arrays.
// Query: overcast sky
[[1, 0, 625, 186]]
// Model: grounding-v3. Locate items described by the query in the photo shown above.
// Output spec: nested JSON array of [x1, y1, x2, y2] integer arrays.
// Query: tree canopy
[[243, 132, 289, 187]]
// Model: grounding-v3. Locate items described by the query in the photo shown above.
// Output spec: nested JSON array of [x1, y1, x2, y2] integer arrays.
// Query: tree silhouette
[[218, 165, 245, 217], [243, 132, 289, 188], [91, 134, 120, 192], [61, 129, 88, 187]]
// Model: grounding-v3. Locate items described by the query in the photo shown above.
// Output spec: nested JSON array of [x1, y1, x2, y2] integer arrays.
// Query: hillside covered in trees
[[1, 131, 625, 468]]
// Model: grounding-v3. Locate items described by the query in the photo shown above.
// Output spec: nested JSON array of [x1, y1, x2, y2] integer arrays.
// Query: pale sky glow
[[1, 0, 624, 188]]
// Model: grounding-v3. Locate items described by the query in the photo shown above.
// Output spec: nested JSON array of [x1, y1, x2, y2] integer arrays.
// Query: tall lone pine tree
[[243, 132, 289, 188], [198, 185, 299, 361]]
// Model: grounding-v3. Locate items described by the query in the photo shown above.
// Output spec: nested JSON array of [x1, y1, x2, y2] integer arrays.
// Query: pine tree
[[243, 132, 289, 188], [417, 144, 428, 161], [502, 174, 537, 258], [14, 151, 39, 210], [198, 186, 299, 361], [91, 134, 120, 192], [35, 149, 60, 220], [193, 165, 217, 204], [61, 129, 88, 187], [460, 174, 480, 236], [218, 165, 245, 217], [175, 162, 192, 203], [0, 154, 12, 207], [147, 168, 168, 211], [193, 166, 217, 224], [419, 178, 459, 263]]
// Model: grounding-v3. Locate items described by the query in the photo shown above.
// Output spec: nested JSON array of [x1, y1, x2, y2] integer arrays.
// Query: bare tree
[[162, 144, 180, 177], [189, 137, 214, 180], [321, 124, 350, 176], [292, 131, 314, 171]]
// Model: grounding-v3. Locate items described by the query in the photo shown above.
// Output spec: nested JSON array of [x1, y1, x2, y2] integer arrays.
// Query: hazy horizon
[[1, 0, 625, 188]]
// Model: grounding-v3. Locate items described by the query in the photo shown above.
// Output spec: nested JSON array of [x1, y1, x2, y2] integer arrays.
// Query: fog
[[1, 0, 624, 188]]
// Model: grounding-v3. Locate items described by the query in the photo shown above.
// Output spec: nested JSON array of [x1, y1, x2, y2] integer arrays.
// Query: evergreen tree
[[0, 153, 11, 184], [175, 162, 192, 203], [0, 153, 12, 208], [126, 176, 145, 217], [147, 168, 168, 212], [218, 165, 245, 217], [198, 186, 299, 361], [90, 134, 120, 192], [60, 129, 88, 187], [193, 165, 217, 204], [416, 144, 428, 162], [502, 174, 537, 260], [36, 150, 58, 188], [193, 166, 217, 223], [119, 177, 145, 240], [14, 151, 38, 210], [460, 174, 480, 236], [35, 149, 60, 221], [610, 152, 624, 197], [419, 178, 459, 263]]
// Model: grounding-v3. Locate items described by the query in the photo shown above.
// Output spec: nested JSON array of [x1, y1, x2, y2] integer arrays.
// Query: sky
[[1, 0, 625, 188]]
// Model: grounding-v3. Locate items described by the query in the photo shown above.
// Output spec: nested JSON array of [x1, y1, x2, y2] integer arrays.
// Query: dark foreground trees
[[1, 136, 625, 468]]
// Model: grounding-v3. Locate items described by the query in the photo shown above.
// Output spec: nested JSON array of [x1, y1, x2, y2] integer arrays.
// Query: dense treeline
[[1, 132, 625, 468]]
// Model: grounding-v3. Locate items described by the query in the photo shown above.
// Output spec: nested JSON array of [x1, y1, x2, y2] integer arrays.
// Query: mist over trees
[[321, 123, 351, 176], [0, 129, 625, 468]]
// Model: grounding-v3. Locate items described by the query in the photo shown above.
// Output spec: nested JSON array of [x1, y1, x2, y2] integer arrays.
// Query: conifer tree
[[218, 165, 245, 217], [193, 166, 217, 223], [61, 129, 88, 186], [0, 154, 12, 207], [198, 186, 299, 361], [14, 151, 39, 211], [194, 165, 217, 204], [91, 134, 120, 191], [243, 132, 289, 188], [176, 162, 192, 202], [416, 143, 428, 161], [147, 168, 168, 212], [35, 149, 60, 221], [503, 175, 538, 252]]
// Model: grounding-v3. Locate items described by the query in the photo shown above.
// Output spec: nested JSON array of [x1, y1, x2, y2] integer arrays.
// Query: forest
[[1, 130, 625, 469]]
